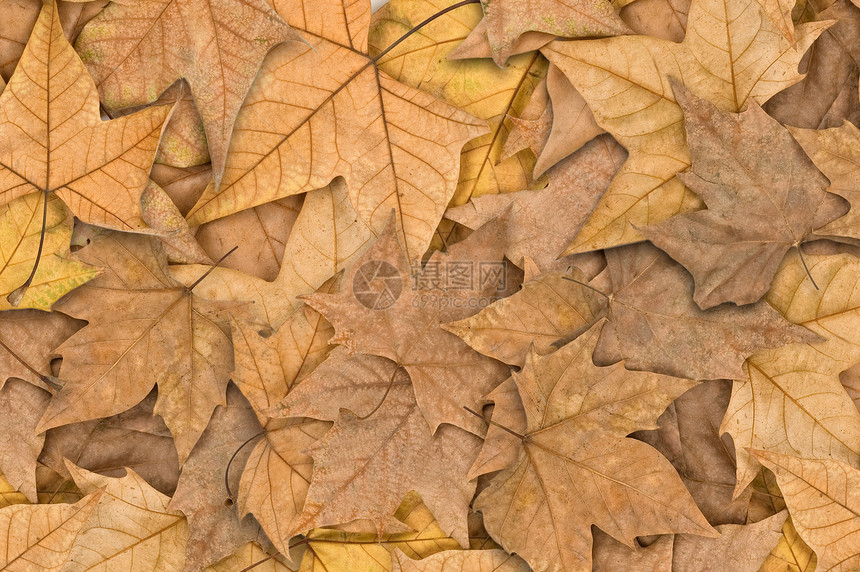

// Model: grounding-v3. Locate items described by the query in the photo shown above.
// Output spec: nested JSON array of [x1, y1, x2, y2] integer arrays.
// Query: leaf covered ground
[[0, 0, 858, 570]]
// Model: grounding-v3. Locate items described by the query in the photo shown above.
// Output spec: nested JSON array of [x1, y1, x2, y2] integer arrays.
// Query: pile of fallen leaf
[[0, 0, 858, 569]]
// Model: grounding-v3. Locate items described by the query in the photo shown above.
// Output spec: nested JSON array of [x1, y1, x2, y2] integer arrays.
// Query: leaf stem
[[7, 191, 49, 307], [795, 245, 819, 290], [370, 0, 481, 66], [463, 406, 528, 441], [223, 429, 266, 506], [0, 335, 54, 392], [187, 246, 238, 291]]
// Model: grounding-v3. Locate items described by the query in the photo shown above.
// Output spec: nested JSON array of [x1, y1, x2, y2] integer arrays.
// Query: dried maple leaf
[[302, 215, 511, 434], [542, 0, 829, 253], [203, 543, 294, 572], [790, 121, 860, 242], [391, 548, 529, 571], [276, 351, 480, 546], [466, 377, 525, 479], [0, 379, 50, 503], [0, 194, 100, 311], [751, 450, 860, 571], [74, 0, 295, 185], [228, 287, 335, 558], [721, 252, 860, 498], [760, 516, 817, 572], [444, 268, 603, 366], [39, 390, 180, 499], [370, 0, 549, 208], [171, 181, 374, 328], [632, 380, 753, 525], [168, 386, 264, 572], [477, 0, 631, 65], [65, 461, 188, 571], [640, 80, 846, 309], [445, 134, 627, 272], [0, 490, 102, 571], [618, 0, 689, 42], [456, 241, 815, 380], [0, 0, 173, 233], [185, 0, 486, 264], [298, 492, 465, 571], [0, 309, 83, 390], [765, 0, 860, 130], [36, 232, 238, 462], [592, 511, 787, 571], [474, 321, 714, 572]]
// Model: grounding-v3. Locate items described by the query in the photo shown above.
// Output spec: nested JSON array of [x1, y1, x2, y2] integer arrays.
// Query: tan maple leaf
[[301, 214, 511, 434], [0, 0, 173, 232], [0, 490, 102, 571], [445, 134, 627, 272], [618, 0, 689, 42], [764, 0, 860, 129], [276, 352, 481, 547], [391, 548, 530, 571], [74, 0, 297, 184], [478, 0, 631, 65], [369, 0, 549, 207], [790, 120, 860, 242], [170, 181, 374, 329], [474, 320, 714, 572], [0, 379, 50, 503], [185, 0, 486, 264], [751, 450, 860, 571], [640, 80, 846, 309], [64, 461, 189, 571], [0, 309, 83, 390], [36, 232, 238, 462], [452, 242, 816, 380], [542, 0, 829, 253], [721, 252, 860, 497]]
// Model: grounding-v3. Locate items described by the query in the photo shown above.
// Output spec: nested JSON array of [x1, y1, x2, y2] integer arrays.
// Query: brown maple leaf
[[36, 232, 239, 462], [640, 80, 847, 309], [276, 352, 481, 547], [474, 320, 715, 572], [301, 214, 511, 434], [0, 379, 50, 504], [0, 0, 172, 232], [74, 0, 297, 185], [186, 0, 487, 264], [0, 309, 83, 390], [478, 0, 631, 65]]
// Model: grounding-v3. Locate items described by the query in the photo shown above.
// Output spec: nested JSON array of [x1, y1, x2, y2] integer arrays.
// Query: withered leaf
[[0, 490, 101, 571], [186, 0, 486, 264], [557, 242, 813, 380], [75, 0, 296, 185], [721, 252, 860, 497], [475, 321, 714, 572], [0, 379, 50, 503], [65, 461, 188, 571], [478, 0, 631, 65], [752, 450, 860, 571], [278, 353, 481, 547], [391, 548, 530, 571], [641, 80, 845, 309], [37, 232, 237, 462], [790, 120, 860, 242], [0, 0, 172, 232], [0, 308, 83, 389], [542, 0, 828, 253]]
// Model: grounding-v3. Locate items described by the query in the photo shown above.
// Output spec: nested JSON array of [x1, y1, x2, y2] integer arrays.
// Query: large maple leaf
[[449, 242, 816, 380], [541, 0, 829, 253], [277, 352, 481, 547], [36, 232, 239, 462], [186, 0, 487, 263], [721, 252, 860, 496], [301, 214, 511, 434], [473, 321, 715, 572], [0, 0, 172, 232], [73, 0, 296, 185], [752, 450, 860, 571], [641, 80, 846, 309]]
